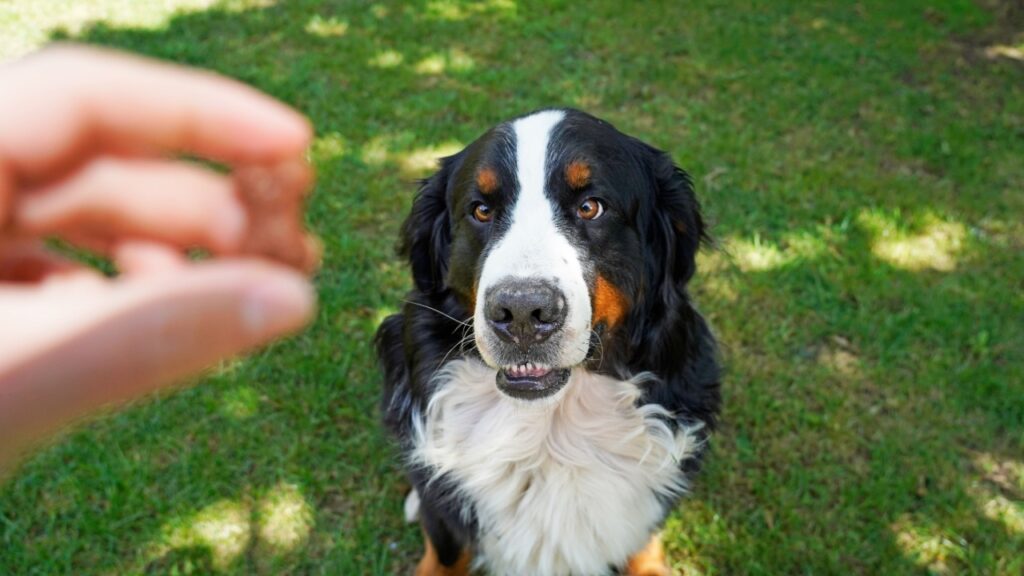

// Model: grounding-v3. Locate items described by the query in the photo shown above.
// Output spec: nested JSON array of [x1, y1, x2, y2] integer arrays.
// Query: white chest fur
[[411, 359, 701, 576]]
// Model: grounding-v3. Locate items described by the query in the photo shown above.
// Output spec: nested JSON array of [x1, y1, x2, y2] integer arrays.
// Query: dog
[[376, 108, 721, 576]]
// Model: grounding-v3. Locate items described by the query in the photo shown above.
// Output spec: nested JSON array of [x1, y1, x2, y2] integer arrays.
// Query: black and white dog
[[376, 109, 721, 576]]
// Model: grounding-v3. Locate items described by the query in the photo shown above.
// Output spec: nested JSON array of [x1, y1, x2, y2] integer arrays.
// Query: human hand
[[0, 45, 317, 460]]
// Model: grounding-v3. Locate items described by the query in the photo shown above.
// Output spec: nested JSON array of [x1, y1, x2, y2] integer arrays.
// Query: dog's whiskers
[[432, 329, 477, 379], [587, 329, 607, 370], [403, 300, 473, 327]]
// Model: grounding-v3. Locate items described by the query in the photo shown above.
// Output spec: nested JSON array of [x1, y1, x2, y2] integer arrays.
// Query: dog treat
[[234, 159, 321, 274]]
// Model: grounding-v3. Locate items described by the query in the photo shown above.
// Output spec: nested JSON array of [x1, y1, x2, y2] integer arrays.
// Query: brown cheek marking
[[592, 274, 628, 329], [475, 167, 498, 195], [566, 160, 591, 189]]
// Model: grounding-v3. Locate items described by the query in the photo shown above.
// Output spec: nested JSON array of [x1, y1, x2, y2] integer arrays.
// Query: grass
[[0, 0, 1021, 574]]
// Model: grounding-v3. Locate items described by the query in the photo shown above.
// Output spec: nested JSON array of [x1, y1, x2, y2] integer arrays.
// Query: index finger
[[0, 44, 312, 182]]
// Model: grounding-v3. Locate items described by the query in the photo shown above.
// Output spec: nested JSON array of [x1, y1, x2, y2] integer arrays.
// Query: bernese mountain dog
[[376, 108, 721, 576]]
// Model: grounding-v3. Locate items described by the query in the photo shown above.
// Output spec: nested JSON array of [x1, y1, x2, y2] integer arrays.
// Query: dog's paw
[[626, 565, 672, 576], [625, 535, 672, 576], [404, 488, 421, 523]]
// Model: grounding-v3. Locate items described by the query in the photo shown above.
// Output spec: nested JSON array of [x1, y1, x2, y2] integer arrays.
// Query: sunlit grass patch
[[305, 14, 348, 38], [157, 499, 250, 571], [348, 134, 465, 179], [970, 452, 1024, 535], [891, 517, 967, 574], [423, 0, 516, 22], [221, 385, 261, 420], [984, 43, 1024, 61], [857, 209, 967, 271], [144, 484, 313, 572], [729, 236, 789, 272], [398, 141, 465, 178], [360, 135, 394, 166], [373, 306, 399, 329], [413, 48, 475, 75], [724, 229, 829, 272], [257, 482, 314, 552], [0, 0, 227, 60], [311, 132, 350, 160], [368, 48, 404, 69], [976, 491, 1024, 535], [973, 452, 1024, 495]]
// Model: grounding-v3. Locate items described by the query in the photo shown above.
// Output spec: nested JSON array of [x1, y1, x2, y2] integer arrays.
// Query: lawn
[[1, 0, 1022, 574]]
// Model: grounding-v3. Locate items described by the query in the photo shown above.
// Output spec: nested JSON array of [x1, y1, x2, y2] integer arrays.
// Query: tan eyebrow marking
[[566, 160, 591, 189], [476, 167, 499, 195]]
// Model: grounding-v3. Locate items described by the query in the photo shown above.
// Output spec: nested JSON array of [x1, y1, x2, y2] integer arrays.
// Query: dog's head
[[401, 109, 706, 400]]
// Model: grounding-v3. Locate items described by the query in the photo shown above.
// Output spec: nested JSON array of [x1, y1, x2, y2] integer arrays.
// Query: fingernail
[[242, 272, 315, 337], [243, 103, 312, 159]]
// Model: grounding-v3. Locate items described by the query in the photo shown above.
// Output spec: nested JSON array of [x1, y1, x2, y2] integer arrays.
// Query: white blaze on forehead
[[474, 110, 593, 368], [513, 110, 564, 215]]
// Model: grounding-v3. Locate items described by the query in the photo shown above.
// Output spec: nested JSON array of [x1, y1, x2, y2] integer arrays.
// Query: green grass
[[1, 0, 1022, 574]]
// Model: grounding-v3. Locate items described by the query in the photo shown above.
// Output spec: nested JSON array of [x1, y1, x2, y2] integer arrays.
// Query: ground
[[0, 0, 1021, 574]]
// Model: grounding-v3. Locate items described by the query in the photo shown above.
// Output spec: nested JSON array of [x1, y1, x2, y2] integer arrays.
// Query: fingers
[[114, 241, 187, 276], [13, 157, 247, 254], [0, 239, 93, 283], [0, 259, 315, 450], [0, 44, 312, 183], [1, 259, 315, 384]]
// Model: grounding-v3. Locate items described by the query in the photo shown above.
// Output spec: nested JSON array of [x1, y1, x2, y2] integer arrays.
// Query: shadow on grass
[[686, 210, 1022, 573], [0, 0, 1020, 574]]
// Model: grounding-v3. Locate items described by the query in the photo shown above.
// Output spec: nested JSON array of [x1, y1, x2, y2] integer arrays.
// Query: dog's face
[[402, 109, 704, 400]]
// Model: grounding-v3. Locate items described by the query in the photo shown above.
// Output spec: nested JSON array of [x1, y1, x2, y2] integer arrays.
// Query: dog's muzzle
[[484, 278, 572, 399]]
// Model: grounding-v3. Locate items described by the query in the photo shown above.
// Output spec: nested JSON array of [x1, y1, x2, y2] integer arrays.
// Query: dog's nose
[[485, 279, 566, 348]]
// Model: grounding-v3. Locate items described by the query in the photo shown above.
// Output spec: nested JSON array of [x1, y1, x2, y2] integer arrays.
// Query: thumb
[[0, 260, 315, 455]]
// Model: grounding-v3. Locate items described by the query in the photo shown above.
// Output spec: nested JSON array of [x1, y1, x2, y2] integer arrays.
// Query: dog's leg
[[624, 534, 671, 576], [414, 500, 470, 576], [404, 488, 421, 523], [414, 526, 470, 576]]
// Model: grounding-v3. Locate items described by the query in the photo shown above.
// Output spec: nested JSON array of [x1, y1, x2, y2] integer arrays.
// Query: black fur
[[375, 108, 721, 570]]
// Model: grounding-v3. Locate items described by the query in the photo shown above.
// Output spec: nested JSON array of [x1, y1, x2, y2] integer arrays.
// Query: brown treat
[[0, 162, 12, 232], [234, 159, 320, 274]]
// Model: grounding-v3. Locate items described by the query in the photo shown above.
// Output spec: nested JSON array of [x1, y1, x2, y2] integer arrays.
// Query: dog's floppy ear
[[399, 155, 457, 295], [648, 148, 707, 295]]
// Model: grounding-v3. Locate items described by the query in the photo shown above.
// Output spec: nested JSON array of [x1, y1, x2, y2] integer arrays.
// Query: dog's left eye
[[577, 198, 604, 221], [472, 202, 493, 223]]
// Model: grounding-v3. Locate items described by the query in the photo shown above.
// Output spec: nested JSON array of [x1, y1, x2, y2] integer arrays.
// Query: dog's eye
[[577, 198, 604, 221], [472, 202, 493, 223]]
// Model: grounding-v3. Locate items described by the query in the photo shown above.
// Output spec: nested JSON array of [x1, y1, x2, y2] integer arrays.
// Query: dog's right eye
[[472, 202, 493, 223], [577, 198, 604, 221]]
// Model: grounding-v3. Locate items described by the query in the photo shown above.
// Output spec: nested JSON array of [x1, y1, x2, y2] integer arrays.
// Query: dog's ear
[[648, 148, 707, 298], [400, 155, 457, 295]]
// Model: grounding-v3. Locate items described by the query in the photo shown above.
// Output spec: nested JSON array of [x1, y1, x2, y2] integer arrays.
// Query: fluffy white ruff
[[411, 358, 701, 576]]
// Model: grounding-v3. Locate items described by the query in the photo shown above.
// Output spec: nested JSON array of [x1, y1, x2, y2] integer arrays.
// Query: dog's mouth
[[496, 363, 571, 400]]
